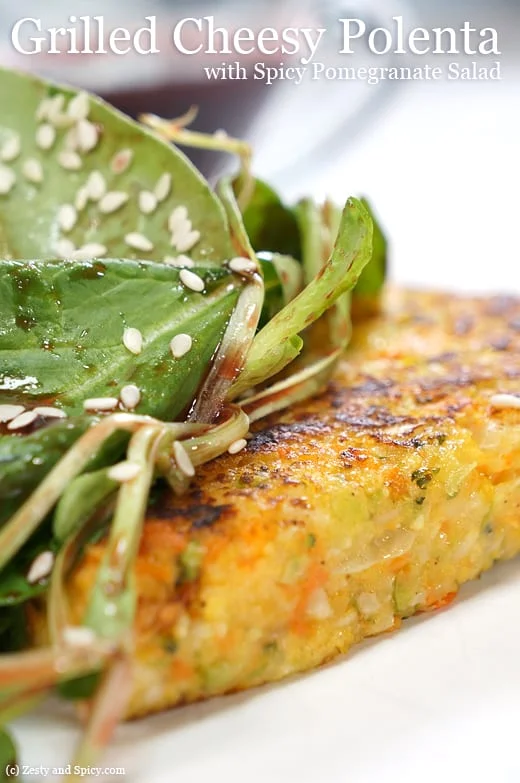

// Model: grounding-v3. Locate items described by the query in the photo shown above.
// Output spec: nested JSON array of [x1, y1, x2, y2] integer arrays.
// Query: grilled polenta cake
[[67, 287, 520, 718]]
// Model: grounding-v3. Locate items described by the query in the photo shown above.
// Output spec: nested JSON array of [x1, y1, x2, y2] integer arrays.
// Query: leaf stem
[[69, 652, 133, 781], [229, 197, 373, 397], [189, 278, 264, 423], [140, 114, 254, 209], [240, 351, 341, 423], [0, 415, 160, 572], [156, 405, 249, 493], [217, 177, 258, 261], [0, 642, 115, 695], [84, 425, 164, 642]]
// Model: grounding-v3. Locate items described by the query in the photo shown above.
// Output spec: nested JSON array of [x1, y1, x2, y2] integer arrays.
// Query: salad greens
[[0, 67, 233, 264], [1, 260, 240, 416], [357, 197, 388, 297], [0, 67, 387, 778], [230, 197, 372, 397], [238, 177, 302, 260]]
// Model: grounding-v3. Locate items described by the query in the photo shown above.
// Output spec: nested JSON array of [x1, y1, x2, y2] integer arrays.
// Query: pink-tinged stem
[[68, 652, 133, 781], [0, 641, 114, 693]]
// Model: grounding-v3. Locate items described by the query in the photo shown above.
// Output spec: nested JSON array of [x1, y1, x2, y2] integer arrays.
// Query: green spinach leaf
[[0, 67, 233, 265], [0, 259, 239, 416], [236, 178, 301, 259], [356, 197, 387, 297]]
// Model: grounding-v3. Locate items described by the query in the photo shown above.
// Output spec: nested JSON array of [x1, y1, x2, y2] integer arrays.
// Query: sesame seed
[[54, 238, 76, 258], [46, 94, 65, 125], [36, 98, 51, 122], [27, 550, 55, 584], [57, 204, 77, 233], [180, 269, 205, 293], [228, 438, 248, 455], [64, 126, 79, 151], [125, 232, 154, 253], [111, 148, 134, 174], [173, 441, 195, 478], [139, 190, 157, 215], [83, 397, 119, 412], [170, 333, 193, 359], [36, 123, 56, 151], [63, 626, 96, 648], [164, 254, 195, 268], [22, 158, 43, 184], [120, 384, 141, 410], [7, 410, 39, 431], [123, 327, 143, 355], [214, 129, 228, 140], [155, 173, 172, 202], [86, 171, 106, 201], [77, 119, 99, 153], [75, 186, 88, 212], [99, 191, 129, 214], [33, 406, 67, 419], [170, 228, 189, 249], [52, 112, 75, 131], [168, 206, 189, 232], [107, 461, 142, 483], [170, 220, 192, 246], [67, 92, 90, 121], [0, 404, 25, 423], [0, 164, 16, 194], [58, 150, 82, 171], [175, 230, 201, 254], [229, 257, 258, 275], [0, 134, 21, 162], [72, 243, 107, 260], [490, 393, 520, 410]]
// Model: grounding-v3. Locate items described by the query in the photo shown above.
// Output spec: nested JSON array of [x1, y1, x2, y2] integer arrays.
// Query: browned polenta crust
[[67, 288, 520, 717]]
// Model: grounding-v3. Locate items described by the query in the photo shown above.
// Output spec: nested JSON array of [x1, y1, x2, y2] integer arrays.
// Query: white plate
[[11, 51, 520, 783]]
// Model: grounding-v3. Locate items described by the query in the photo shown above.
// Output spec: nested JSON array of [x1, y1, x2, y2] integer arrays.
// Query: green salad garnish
[[0, 66, 386, 778]]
